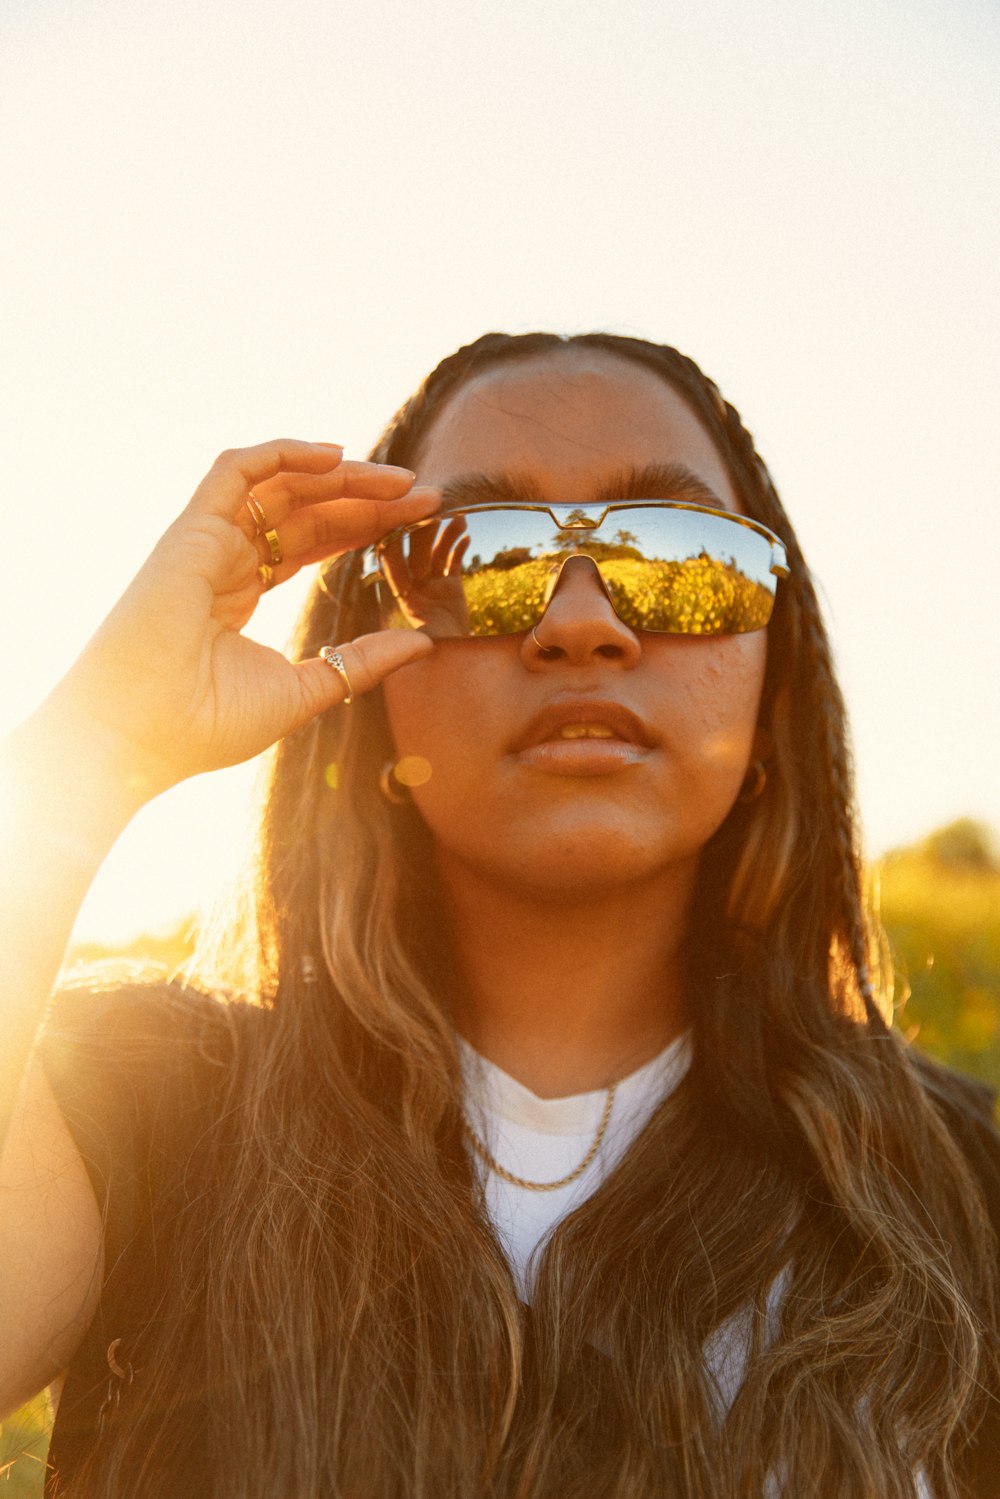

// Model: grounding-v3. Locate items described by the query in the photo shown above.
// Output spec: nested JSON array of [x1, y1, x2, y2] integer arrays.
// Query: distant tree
[[879, 820, 1000, 1091], [920, 818, 999, 872]]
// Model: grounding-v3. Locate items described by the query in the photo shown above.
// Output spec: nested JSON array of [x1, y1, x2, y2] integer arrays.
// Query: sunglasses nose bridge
[[542, 552, 620, 616], [533, 554, 639, 651]]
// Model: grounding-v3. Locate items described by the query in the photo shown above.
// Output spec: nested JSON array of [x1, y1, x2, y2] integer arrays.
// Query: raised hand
[[44, 440, 439, 800]]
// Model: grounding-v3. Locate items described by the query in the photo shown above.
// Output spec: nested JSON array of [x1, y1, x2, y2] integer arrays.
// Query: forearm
[[0, 441, 433, 1149], [0, 696, 153, 1145]]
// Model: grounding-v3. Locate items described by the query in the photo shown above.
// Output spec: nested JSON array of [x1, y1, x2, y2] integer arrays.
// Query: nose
[[520, 556, 641, 669]]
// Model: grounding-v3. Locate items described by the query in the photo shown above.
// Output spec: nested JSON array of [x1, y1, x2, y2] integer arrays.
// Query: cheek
[[382, 671, 428, 755], [381, 653, 494, 798], [382, 672, 449, 769], [657, 635, 767, 782]]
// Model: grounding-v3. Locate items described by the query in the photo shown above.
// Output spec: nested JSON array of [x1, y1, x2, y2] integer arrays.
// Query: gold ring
[[263, 527, 283, 564], [247, 493, 268, 535], [257, 563, 275, 591], [320, 645, 354, 705]]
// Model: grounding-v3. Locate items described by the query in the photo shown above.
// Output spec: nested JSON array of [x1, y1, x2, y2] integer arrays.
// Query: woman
[[1, 332, 998, 1498]]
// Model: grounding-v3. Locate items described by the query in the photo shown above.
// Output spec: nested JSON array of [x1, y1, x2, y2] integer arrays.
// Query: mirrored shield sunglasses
[[362, 500, 790, 640]]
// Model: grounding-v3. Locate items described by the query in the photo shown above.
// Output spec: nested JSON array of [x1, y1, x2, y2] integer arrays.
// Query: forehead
[[413, 347, 739, 510]]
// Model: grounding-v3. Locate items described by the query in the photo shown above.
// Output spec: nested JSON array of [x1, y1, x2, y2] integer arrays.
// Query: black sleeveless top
[[41, 986, 230, 1495], [38, 986, 1000, 1497]]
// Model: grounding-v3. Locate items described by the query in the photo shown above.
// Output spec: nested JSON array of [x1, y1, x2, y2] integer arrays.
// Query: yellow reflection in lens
[[458, 553, 772, 635], [394, 755, 432, 787]]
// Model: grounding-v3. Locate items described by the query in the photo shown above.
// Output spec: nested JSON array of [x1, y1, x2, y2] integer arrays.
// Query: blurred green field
[[0, 1394, 51, 1498], [878, 820, 1000, 1088], [3, 819, 998, 1492]]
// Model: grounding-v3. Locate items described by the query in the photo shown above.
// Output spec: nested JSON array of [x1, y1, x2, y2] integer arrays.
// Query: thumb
[[291, 630, 434, 724]]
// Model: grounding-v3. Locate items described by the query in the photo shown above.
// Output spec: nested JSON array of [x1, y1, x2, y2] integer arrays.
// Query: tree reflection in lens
[[378, 510, 777, 638]]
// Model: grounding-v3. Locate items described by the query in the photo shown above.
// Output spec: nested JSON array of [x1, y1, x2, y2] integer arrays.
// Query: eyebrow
[[440, 461, 726, 511]]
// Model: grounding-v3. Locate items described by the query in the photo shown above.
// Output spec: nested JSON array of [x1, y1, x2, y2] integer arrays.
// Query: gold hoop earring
[[739, 759, 767, 803], [379, 761, 409, 805]]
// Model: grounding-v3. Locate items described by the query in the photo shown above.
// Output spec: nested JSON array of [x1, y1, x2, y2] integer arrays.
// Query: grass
[[0, 1394, 51, 1496]]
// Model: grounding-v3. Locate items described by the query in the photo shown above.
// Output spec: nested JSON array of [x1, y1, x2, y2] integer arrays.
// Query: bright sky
[[1, 0, 998, 942]]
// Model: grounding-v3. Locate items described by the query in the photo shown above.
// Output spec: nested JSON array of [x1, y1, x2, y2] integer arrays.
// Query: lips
[[509, 700, 656, 754]]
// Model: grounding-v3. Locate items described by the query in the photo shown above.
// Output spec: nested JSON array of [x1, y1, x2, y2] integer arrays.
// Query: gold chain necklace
[[464, 1082, 618, 1192]]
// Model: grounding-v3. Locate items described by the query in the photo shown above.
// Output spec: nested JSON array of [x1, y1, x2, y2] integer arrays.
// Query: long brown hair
[[71, 334, 998, 1497]]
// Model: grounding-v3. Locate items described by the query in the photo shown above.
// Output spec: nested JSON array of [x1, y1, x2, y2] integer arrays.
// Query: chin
[[494, 828, 703, 902]]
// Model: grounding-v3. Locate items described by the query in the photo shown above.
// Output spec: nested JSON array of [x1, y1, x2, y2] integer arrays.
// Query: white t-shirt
[[458, 1033, 691, 1297], [459, 1036, 933, 1497]]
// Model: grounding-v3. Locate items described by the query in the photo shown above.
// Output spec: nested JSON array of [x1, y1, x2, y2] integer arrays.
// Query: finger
[[237, 461, 425, 544], [291, 630, 434, 725], [379, 533, 410, 598], [447, 533, 472, 573], [263, 489, 442, 570], [250, 460, 426, 522], [405, 515, 447, 580], [431, 517, 469, 575], [187, 440, 347, 522]]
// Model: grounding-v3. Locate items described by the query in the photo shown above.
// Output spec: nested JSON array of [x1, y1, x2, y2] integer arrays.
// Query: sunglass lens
[[375, 511, 558, 638], [571, 508, 777, 634], [375, 507, 779, 638], [599, 555, 775, 634]]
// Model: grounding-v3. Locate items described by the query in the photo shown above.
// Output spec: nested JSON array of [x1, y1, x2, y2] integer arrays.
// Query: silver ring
[[320, 645, 354, 705], [247, 492, 268, 535], [531, 623, 550, 652]]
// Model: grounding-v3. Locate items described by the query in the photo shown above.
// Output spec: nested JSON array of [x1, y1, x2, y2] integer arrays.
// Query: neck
[[435, 855, 694, 1097]]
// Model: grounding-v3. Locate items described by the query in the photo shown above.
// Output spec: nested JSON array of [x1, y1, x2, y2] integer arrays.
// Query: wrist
[[2, 696, 160, 859]]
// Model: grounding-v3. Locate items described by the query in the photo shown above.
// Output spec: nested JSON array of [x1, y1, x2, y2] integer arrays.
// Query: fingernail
[[381, 465, 416, 478]]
